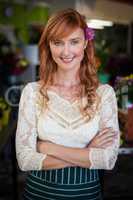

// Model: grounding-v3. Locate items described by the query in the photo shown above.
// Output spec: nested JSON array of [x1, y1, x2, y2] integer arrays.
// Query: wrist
[[48, 143, 57, 156], [38, 141, 49, 154], [40, 142, 46, 154]]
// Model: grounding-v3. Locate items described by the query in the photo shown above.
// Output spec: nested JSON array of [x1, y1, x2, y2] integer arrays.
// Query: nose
[[62, 43, 70, 56]]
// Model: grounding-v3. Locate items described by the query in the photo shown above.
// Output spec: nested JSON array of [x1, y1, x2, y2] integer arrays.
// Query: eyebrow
[[52, 37, 82, 42], [69, 37, 82, 40]]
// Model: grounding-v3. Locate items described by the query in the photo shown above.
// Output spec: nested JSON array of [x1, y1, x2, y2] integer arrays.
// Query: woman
[[16, 8, 120, 200]]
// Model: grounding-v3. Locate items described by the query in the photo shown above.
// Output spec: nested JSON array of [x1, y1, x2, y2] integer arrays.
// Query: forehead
[[53, 27, 85, 41]]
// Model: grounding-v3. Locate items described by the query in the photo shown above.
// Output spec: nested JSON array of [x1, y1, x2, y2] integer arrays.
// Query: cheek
[[51, 49, 62, 58], [50, 45, 60, 58], [72, 42, 85, 56], [74, 47, 85, 58]]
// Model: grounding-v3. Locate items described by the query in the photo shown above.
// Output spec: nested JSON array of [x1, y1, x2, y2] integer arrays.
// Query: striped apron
[[23, 167, 103, 200]]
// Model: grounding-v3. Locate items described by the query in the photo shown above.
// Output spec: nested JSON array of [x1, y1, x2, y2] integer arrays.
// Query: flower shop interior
[[0, 0, 133, 199]]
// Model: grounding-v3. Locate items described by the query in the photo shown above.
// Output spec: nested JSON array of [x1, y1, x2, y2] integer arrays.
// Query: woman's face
[[49, 27, 87, 72]]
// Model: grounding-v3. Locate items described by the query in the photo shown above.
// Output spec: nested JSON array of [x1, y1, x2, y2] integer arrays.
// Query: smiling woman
[[15, 8, 120, 200], [49, 28, 87, 72]]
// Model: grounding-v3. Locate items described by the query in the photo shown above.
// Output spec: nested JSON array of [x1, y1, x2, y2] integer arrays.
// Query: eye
[[71, 40, 79, 45], [53, 40, 63, 46]]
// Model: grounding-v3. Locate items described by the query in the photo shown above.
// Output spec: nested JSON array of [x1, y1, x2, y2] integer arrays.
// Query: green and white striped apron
[[23, 167, 103, 200]]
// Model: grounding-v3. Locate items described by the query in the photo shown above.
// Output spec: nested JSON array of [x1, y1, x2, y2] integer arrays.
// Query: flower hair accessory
[[85, 27, 95, 41]]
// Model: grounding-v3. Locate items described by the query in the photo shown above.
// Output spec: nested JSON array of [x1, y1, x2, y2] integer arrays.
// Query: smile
[[60, 57, 74, 63]]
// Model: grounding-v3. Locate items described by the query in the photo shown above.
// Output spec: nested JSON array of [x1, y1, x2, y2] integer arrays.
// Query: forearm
[[48, 144, 91, 168], [42, 155, 75, 170]]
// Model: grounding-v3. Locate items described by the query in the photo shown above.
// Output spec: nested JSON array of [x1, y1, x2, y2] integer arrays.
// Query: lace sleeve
[[15, 83, 47, 171], [89, 85, 120, 170]]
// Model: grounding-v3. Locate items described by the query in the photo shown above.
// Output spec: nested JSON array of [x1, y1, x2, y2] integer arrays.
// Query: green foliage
[[0, 2, 49, 43]]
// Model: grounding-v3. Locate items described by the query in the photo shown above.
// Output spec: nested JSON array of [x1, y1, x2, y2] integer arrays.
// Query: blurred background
[[0, 0, 133, 199]]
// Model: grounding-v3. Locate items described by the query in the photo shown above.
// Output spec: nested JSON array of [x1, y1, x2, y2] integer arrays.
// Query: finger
[[97, 137, 115, 147], [101, 126, 114, 132], [93, 132, 116, 144], [98, 141, 115, 148], [90, 130, 117, 148], [99, 127, 114, 135], [93, 133, 115, 144], [98, 132, 116, 141]]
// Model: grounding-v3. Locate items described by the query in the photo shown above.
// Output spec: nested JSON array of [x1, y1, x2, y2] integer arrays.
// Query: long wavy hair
[[38, 8, 100, 120]]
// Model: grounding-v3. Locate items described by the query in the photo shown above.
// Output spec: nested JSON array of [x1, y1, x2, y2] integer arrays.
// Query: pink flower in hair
[[85, 27, 95, 41]]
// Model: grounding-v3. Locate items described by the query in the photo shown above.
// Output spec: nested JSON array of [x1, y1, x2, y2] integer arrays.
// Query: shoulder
[[20, 81, 41, 102], [97, 83, 115, 95], [96, 83, 116, 102], [22, 81, 40, 94]]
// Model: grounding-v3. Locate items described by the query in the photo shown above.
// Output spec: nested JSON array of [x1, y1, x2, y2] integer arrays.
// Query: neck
[[54, 69, 80, 87]]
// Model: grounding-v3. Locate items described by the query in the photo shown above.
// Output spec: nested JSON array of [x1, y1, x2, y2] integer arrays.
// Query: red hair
[[38, 8, 100, 120]]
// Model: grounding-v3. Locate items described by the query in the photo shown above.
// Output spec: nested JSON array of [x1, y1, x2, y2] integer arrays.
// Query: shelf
[[119, 147, 133, 154]]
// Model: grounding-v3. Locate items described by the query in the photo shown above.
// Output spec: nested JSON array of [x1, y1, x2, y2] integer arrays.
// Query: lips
[[60, 57, 74, 63]]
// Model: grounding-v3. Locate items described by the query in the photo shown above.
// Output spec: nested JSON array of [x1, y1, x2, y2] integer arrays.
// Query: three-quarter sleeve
[[15, 83, 47, 171], [89, 85, 120, 170]]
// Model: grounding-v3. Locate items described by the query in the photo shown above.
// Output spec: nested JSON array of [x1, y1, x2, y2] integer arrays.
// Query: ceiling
[[3, 0, 133, 24], [109, 0, 133, 6], [75, 0, 133, 24]]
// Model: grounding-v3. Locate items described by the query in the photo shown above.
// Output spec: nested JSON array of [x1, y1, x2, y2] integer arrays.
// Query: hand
[[88, 127, 117, 149]]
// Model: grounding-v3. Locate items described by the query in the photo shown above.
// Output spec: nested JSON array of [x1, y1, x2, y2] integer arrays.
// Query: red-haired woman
[[16, 8, 120, 200]]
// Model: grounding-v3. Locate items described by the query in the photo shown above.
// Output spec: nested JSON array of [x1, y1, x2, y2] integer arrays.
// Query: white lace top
[[15, 82, 120, 171]]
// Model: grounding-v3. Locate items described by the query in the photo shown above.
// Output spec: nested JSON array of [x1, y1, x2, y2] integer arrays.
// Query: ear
[[84, 40, 88, 49]]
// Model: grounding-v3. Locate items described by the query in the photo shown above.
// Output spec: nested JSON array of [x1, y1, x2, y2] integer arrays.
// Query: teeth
[[61, 57, 73, 62]]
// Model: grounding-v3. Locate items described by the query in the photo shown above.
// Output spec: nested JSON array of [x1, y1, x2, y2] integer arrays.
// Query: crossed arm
[[37, 127, 116, 170], [16, 83, 120, 171]]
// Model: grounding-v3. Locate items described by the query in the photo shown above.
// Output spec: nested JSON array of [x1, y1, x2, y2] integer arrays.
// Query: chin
[[61, 65, 79, 72], [57, 61, 81, 71]]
